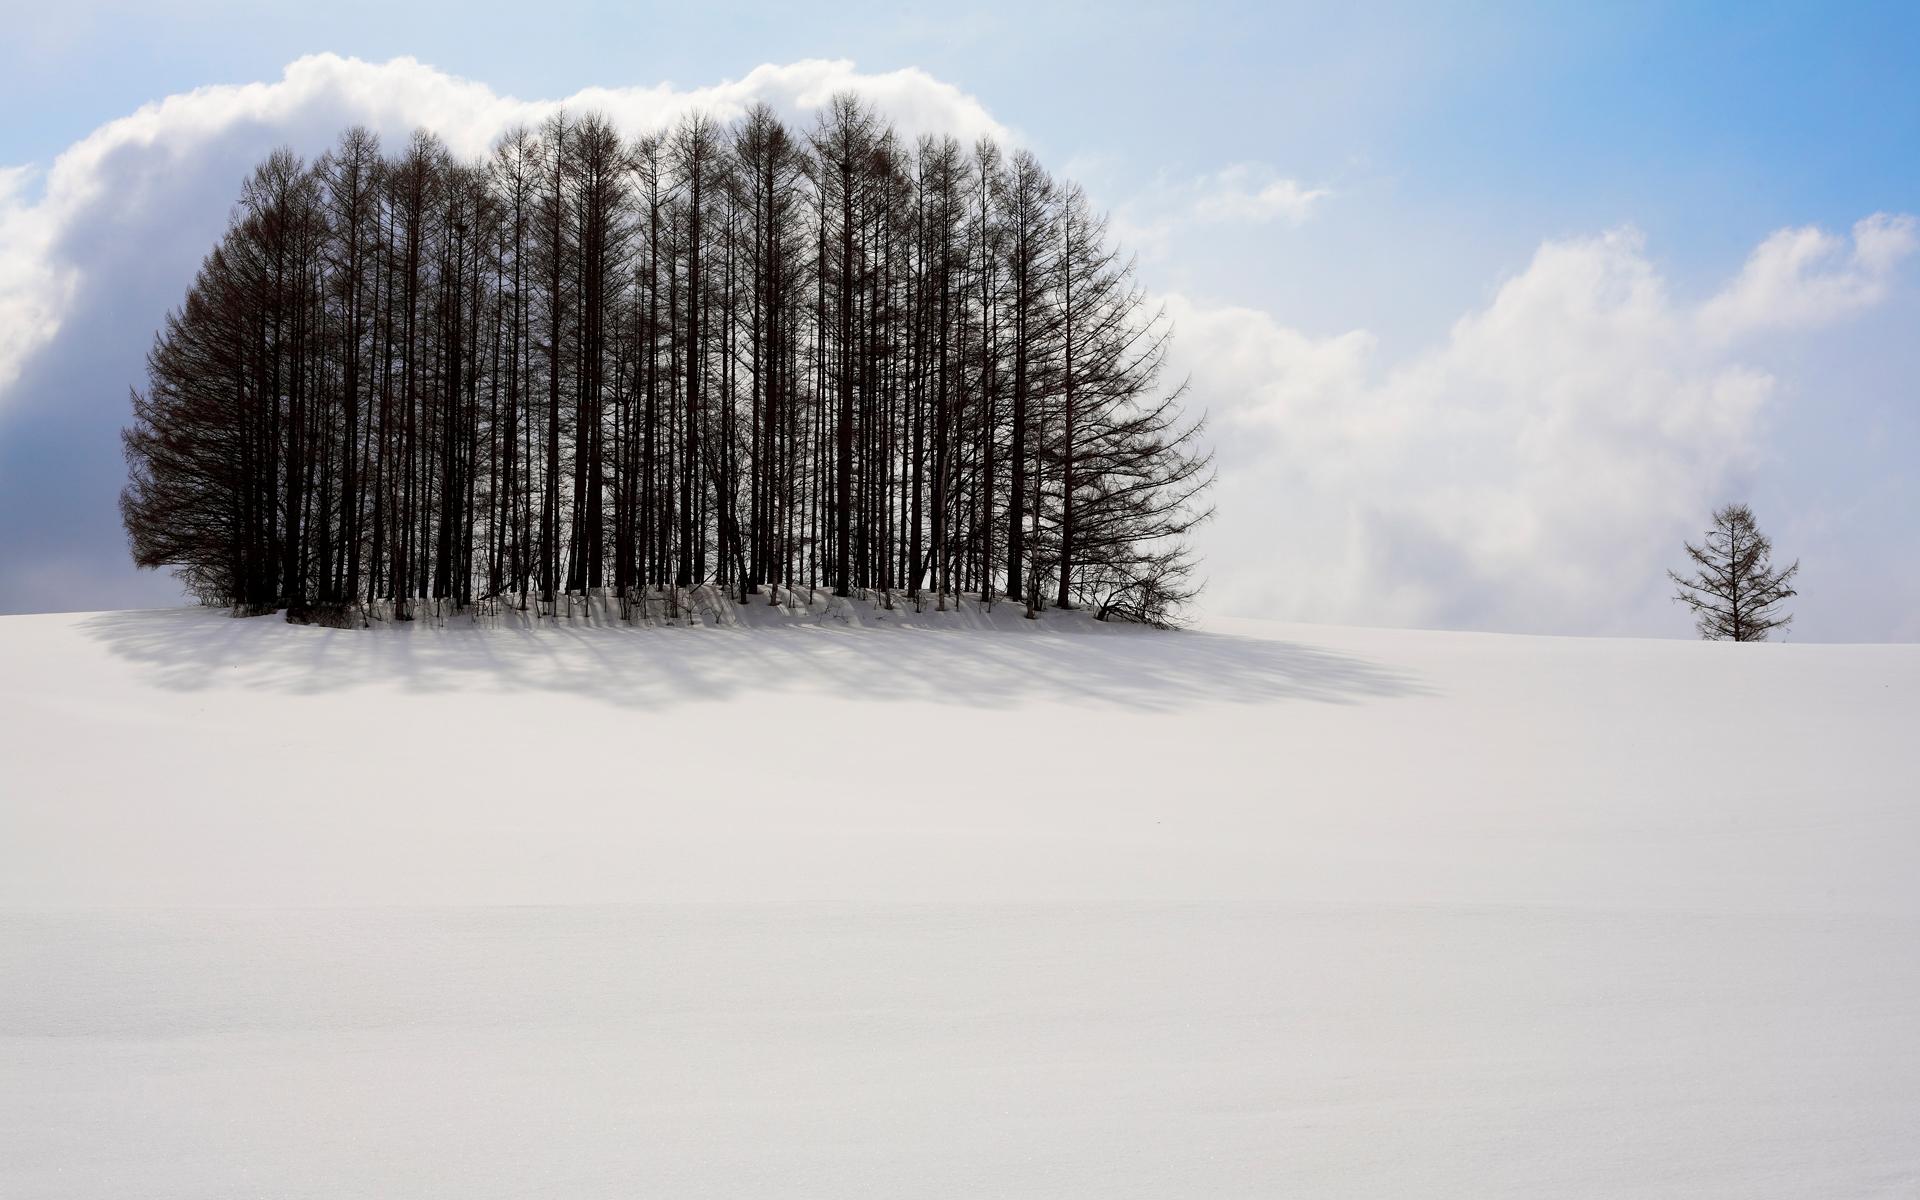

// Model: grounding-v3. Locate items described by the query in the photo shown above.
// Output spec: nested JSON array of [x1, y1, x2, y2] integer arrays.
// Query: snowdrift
[[2, 604, 1916, 1198]]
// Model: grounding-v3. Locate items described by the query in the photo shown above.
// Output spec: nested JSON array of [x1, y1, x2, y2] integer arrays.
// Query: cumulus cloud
[[1699, 213, 1917, 341], [0, 165, 71, 399], [1172, 221, 1912, 635]]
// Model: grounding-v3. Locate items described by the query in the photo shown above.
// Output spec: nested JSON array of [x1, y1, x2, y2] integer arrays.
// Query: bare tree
[[1669, 503, 1799, 641]]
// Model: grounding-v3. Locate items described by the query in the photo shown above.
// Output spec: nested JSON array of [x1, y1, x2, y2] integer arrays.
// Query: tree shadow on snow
[[77, 606, 1429, 713]]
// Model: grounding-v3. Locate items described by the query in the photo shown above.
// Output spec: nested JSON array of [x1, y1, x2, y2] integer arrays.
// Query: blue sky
[[2, 1, 1916, 636]]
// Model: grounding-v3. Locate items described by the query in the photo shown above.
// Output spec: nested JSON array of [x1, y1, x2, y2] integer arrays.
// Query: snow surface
[[3, 596, 1917, 1198]]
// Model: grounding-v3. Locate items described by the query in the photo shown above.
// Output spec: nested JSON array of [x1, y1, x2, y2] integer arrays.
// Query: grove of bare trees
[[121, 98, 1213, 627]]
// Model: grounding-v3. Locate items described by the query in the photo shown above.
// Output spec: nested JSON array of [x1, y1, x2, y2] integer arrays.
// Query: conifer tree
[[1669, 503, 1799, 641]]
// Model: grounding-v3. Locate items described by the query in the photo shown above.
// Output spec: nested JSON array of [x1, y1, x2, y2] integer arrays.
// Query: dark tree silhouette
[[1668, 503, 1799, 641], [121, 97, 1214, 628]]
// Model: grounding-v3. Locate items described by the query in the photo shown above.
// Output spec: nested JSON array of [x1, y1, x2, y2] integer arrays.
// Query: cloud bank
[[1175, 217, 1913, 634], [0, 55, 1910, 633]]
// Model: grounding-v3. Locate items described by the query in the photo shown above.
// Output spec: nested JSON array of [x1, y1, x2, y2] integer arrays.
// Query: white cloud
[[1109, 163, 1329, 262], [1188, 164, 1330, 225], [0, 164, 72, 400], [1171, 221, 1913, 634], [0, 54, 1009, 409], [1699, 213, 1917, 342]]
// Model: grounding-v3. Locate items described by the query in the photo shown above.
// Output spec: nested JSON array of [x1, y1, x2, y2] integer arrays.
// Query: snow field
[[3, 599, 1916, 1197]]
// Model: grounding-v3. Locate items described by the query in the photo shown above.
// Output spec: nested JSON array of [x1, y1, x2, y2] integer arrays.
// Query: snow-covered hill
[[3, 601, 1916, 1198]]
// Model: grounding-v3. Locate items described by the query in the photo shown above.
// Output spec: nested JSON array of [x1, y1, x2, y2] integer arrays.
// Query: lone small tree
[[1668, 503, 1799, 641]]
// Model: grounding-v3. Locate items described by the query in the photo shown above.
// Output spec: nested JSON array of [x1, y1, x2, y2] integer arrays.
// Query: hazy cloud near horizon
[[1, 55, 1913, 637]]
